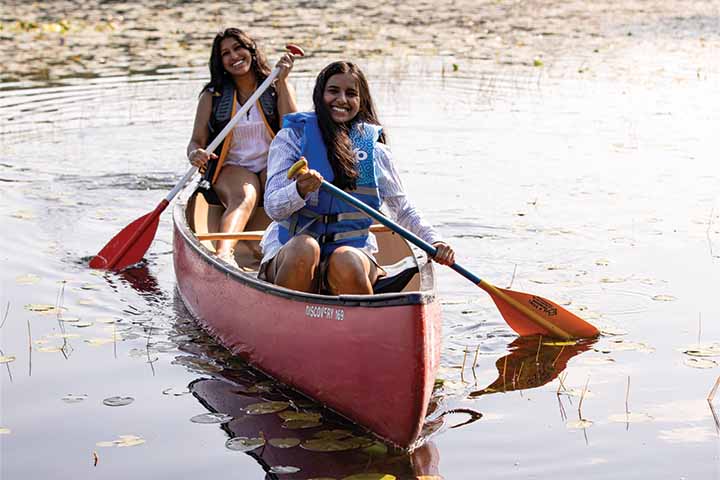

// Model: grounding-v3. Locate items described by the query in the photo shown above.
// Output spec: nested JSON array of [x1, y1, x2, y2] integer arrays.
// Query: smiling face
[[219, 37, 253, 77], [323, 72, 361, 124]]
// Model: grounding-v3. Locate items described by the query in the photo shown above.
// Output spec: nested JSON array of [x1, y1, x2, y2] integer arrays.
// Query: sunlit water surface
[[1, 51, 719, 479]]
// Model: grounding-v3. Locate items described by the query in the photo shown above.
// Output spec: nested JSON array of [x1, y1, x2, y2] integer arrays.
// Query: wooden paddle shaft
[[196, 224, 391, 241]]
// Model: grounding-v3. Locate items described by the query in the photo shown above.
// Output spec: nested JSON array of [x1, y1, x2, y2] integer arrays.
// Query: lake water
[[1, 3, 720, 479]]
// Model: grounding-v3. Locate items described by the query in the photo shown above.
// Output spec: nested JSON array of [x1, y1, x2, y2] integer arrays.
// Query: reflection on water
[[470, 336, 595, 397], [2, 21, 720, 477]]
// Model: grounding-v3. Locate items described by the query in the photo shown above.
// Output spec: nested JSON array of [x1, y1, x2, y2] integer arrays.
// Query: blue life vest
[[277, 112, 382, 256]]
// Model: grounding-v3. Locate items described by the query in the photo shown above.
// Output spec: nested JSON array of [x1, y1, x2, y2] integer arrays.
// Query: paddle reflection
[[470, 336, 596, 397], [189, 372, 441, 479]]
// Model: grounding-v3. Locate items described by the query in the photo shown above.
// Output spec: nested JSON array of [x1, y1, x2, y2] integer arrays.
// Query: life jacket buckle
[[322, 213, 339, 224], [318, 233, 336, 244]]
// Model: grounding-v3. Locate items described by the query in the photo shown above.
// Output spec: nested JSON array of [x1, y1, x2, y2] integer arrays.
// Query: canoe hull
[[172, 193, 441, 448]]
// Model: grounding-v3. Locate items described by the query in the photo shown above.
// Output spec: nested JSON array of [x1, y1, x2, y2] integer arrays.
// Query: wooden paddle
[[89, 44, 305, 271], [288, 158, 599, 340]]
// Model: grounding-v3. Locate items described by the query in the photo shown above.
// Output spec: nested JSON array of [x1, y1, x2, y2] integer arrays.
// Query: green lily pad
[[97, 434, 145, 448], [683, 357, 717, 369], [0, 355, 16, 364], [245, 401, 289, 415], [282, 419, 323, 429], [268, 437, 301, 448], [278, 411, 322, 422], [62, 394, 88, 403], [0, 427, 10, 435], [190, 412, 233, 424], [566, 419, 593, 429], [103, 396, 134, 407], [225, 436, 265, 452], [162, 387, 190, 396], [301, 434, 374, 452]]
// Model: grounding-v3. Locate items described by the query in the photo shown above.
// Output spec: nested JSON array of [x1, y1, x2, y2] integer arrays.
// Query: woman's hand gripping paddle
[[288, 158, 599, 340], [89, 45, 305, 271]]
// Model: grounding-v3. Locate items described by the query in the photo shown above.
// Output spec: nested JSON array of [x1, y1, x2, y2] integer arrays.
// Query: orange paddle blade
[[479, 280, 599, 340]]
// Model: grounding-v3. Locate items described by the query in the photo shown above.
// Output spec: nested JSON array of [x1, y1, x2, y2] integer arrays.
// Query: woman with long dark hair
[[259, 61, 454, 294], [187, 28, 297, 265]]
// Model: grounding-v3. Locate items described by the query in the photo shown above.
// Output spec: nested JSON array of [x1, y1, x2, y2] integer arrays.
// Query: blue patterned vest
[[277, 112, 382, 256]]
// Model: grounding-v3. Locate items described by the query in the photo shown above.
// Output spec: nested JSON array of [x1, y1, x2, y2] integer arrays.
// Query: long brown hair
[[202, 28, 272, 94], [312, 61, 386, 190]]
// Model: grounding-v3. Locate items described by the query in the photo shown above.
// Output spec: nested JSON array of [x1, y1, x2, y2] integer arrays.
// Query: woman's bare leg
[[325, 246, 380, 295], [265, 235, 321, 293], [213, 165, 262, 256]]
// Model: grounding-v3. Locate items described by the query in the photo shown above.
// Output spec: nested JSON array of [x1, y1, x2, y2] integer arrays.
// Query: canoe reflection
[[189, 374, 441, 479], [470, 336, 596, 397]]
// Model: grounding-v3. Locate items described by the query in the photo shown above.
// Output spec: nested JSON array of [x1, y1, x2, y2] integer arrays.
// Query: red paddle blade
[[89, 211, 160, 270], [481, 281, 599, 339]]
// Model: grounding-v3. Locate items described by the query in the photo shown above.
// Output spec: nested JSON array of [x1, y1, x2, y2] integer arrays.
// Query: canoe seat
[[373, 256, 419, 294]]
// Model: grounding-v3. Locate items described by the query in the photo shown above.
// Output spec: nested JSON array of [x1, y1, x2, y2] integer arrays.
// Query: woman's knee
[[281, 236, 321, 271], [326, 248, 369, 289]]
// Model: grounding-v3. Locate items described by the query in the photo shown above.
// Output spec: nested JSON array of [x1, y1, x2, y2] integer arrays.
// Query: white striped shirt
[[260, 126, 442, 264]]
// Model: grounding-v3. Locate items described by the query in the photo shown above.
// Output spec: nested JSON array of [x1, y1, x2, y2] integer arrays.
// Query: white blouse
[[260, 126, 442, 264], [224, 101, 271, 173]]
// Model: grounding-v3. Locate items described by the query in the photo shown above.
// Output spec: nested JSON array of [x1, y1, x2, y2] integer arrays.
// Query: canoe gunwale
[[172, 185, 437, 308]]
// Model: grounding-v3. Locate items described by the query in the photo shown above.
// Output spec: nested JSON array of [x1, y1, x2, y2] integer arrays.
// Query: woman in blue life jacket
[[187, 28, 298, 264], [259, 61, 455, 294]]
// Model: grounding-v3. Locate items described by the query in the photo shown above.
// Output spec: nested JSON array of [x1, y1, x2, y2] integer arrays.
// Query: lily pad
[[268, 437, 301, 448], [566, 419, 594, 429], [301, 431, 374, 452], [16, 274, 40, 285], [245, 401, 289, 415], [282, 419, 323, 429], [0, 427, 10, 435], [342, 474, 397, 480], [73, 321, 94, 328], [84, 338, 114, 346], [37, 346, 63, 353], [62, 394, 88, 403], [190, 412, 233, 424], [103, 396, 135, 407], [225, 436, 265, 452], [683, 345, 720, 357], [269, 466, 300, 474], [97, 434, 145, 448], [162, 387, 190, 396], [683, 357, 717, 369], [278, 411, 322, 422], [0, 355, 16, 364], [25, 304, 63, 314]]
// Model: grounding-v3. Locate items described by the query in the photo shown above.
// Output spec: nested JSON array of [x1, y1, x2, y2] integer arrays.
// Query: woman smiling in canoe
[[187, 28, 297, 265], [260, 61, 455, 294]]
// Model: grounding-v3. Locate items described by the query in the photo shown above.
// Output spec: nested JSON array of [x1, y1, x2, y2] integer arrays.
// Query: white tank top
[[224, 101, 272, 173]]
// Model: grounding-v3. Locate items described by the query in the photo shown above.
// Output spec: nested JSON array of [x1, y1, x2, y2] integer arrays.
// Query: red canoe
[[172, 187, 442, 449]]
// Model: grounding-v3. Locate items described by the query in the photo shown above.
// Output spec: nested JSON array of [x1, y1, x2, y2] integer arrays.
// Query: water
[[2, 4, 720, 479]]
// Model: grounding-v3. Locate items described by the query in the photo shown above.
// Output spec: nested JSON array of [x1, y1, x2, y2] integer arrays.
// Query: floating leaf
[[96, 317, 119, 324], [72, 321, 94, 328], [62, 394, 88, 403], [683, 344, 720, 357], [162, 387, 190, 396], [103, 396, 134, 407], [25, 304, 63, 314], [59, 316, 81, 323], [0, 356, 16, 364], [342, 474, 397, 480], [12, 210, 34, 220], [247, 381, 275, 393], [225, 436, 265, 452], [278, 411, 322, 422], [282, 419, 323, 429], [0, 427, 10, 435], [683, 357, 717, 369], [599, 326, 627, 336], [269, 466, 300, 474], [595, 259, 609, 266], [608, 412, 653, 423], [245, 401, 289, 415], [566, 419, 593, 429], [190, 412, 233, 424], [37, 346, 63, 353], [314, 430, 353, 440], [268, 437, 301, 448], [542, 341, 578, 347], [302, 434, 373, 452], [363, 441, 388, 456], [77, 299, 95, 305], [96, 434, 145, 448], [16, 274, 40, 285], [652, 294, 676, 302]]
